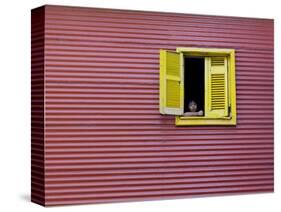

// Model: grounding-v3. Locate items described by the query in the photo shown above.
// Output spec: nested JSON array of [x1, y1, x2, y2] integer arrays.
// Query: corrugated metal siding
[[31, 6, 45, 205], [31, 5, 274, 206]]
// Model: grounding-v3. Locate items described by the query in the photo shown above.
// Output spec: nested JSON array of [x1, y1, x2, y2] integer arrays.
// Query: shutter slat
[[211, 73, 225, 110]]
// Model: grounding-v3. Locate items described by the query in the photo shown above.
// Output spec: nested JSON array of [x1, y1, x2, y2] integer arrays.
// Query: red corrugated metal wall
[[31, 6, 45, 205], [31, 5, 274, 206]]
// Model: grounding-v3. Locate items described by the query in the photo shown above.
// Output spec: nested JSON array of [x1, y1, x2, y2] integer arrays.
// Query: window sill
[[175, 116, 236, 126]]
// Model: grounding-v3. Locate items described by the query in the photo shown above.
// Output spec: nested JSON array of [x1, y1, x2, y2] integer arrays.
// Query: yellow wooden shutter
[[159, 50, 183, 115], [205, 56, 229, 118]]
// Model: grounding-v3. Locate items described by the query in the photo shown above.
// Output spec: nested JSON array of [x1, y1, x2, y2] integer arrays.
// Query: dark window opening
[[184, 57, 205, 115]]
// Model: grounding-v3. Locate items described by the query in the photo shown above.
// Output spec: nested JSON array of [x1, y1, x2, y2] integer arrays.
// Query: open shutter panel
[[159, 50, 183, 115], [206, 56, 229, 118]]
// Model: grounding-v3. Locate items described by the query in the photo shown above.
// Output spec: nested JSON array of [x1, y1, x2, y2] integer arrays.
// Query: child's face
[[189, 101, 197, 112]]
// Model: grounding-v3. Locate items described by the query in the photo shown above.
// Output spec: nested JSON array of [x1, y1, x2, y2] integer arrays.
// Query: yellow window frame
[[175, 47, 236, 126]]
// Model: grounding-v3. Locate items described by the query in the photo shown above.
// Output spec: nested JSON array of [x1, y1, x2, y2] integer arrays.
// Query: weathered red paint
[[31, 5, 274, 206]]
